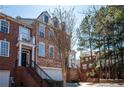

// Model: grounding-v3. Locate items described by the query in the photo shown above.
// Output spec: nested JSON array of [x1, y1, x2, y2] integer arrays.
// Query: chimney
[[16, 16, 21, 19]]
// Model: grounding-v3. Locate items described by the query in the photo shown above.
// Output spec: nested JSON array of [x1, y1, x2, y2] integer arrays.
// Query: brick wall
[[35, 22, 61, 68], [0, 16, 19, 70], [67, 68, 79, 82]]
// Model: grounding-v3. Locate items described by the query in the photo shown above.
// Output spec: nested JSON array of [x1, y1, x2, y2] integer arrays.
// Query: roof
[[37, 11, 51, 19], [16, 17, 35, 26], [51, 16, 59, 22], [0, 12, 32, 28]]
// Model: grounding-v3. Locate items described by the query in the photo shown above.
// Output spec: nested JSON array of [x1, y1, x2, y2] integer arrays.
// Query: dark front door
[[21, 52, 27, 66]]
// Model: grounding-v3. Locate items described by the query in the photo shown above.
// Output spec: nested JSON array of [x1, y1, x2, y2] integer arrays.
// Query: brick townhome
[[80, 54, 97, 82], [0, 11, 63, 87]]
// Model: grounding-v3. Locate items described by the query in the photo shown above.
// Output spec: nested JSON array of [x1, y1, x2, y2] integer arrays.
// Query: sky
[[0, 5, 93, 59]]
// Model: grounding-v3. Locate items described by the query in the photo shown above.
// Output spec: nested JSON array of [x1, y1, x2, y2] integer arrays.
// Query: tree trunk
[[61, 51, 67, 87], [98, 34, 102, 79]]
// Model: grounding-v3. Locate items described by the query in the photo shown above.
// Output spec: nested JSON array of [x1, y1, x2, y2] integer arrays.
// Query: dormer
[[53, 17, 59, 28], [61, 22, 66, 32], [37, 11, 50, 24]]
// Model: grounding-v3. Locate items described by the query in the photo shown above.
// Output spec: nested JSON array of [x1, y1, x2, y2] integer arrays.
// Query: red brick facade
[[35, 22, 61, 68], [80, 55, 99, 82], [0, 12, 65, 87], [0, 15, 19, 70], [0, 15, 35, 69]]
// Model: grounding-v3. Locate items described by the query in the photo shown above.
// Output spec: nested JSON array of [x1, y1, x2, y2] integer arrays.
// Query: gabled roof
[[0, 12, 32, 28], [51, 16, 59, 22], [37, 11, 51, 19]]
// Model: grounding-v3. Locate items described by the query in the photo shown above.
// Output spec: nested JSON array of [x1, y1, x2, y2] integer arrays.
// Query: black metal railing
[[11, 59, 62, 87], [30, 61, 59, 87]]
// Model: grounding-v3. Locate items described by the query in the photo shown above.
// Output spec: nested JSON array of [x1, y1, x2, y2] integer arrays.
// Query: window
[[38, 43, 45, 57], [82, 64, 87, 69], [0, 40, 9, 57], [39, 24, 45, 37], [48, 30, 54, 38], [49, 46, 54, 59], [54, 21, 58, 28], [44, 15, 49, 23], [0, 20, 9, 33], [19, 26, 30, 41]]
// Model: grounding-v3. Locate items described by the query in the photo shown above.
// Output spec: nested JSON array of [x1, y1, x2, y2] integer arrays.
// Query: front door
[[21, 50, 30, 67]]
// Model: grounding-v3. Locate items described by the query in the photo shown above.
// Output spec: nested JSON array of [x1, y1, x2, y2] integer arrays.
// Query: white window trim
[[38, 42, 45, 57], [49, 45, 54, 59], [0, 40, 10, 57], [0, 19, 10, 34], [39, 23, 45, 37]]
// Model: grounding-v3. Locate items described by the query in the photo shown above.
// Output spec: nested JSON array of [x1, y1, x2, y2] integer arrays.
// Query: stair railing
[[31, 61, 58, 87]]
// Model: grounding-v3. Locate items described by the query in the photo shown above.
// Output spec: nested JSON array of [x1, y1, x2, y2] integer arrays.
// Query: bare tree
[[49, 7, 76, 86]]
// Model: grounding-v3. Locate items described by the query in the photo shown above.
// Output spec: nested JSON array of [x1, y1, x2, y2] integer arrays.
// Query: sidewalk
[[78, 82, 124, 87]]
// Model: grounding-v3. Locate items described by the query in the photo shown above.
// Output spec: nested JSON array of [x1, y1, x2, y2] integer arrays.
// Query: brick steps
[[14, 66, 48, 87], [26, 67, 48, 87]]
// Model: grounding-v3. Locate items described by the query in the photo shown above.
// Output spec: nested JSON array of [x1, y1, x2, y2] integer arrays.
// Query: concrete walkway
[[78, 82, 124, 87], [66, 82, 124, 87]]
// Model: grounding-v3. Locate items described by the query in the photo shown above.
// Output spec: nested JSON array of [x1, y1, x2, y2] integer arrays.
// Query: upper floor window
[[44, 15, 49, 23], [48, 30, 54, 38], [0, 40, 9, 57], [54, 20, 58, 28], [39, 24, 45, 37], [49, 45, 54, 59], [0, 20, 9, 33], [38, 42, 45, 57], [19, 26, 30, 41]]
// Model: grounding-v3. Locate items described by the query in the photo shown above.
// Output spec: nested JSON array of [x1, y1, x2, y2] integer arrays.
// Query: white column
[[32, 46, 35, 61], [32, 46, 35, 67], [18, 44, 22, 66], [32, 36, 35, 44]]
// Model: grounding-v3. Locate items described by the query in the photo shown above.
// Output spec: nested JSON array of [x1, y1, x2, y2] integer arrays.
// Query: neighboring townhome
[[18, 11, 63, 81], [34, 11, 62, 81], [0, 12, 35, 87]]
